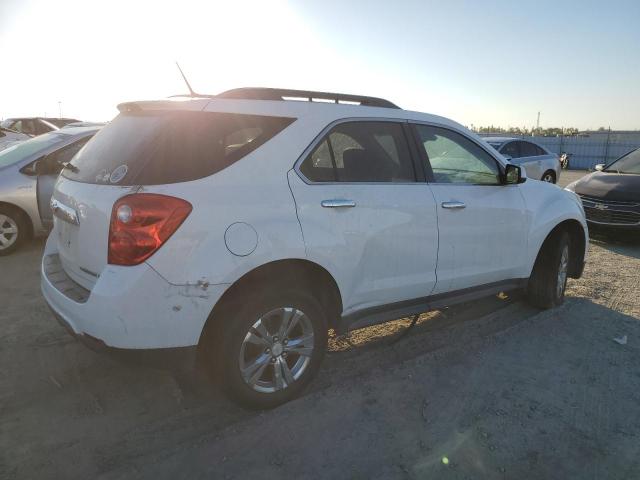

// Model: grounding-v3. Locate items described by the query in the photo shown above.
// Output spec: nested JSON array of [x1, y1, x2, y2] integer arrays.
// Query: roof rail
[[216, 87, 400, 109]]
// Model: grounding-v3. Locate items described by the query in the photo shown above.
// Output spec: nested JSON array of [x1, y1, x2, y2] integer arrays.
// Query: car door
[[288, 120, 439, 315], [412, 124, 528, 293], [36, 136, 92, 226]]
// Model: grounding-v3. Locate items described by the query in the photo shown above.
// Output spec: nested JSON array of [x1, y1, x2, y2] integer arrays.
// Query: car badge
[[594, 203, 608, 210], [110, 164, 128, 184]]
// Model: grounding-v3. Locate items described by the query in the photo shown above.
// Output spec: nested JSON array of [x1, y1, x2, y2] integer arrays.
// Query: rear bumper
[[46, 301, 199, 368], [41, 235, 229, 350]]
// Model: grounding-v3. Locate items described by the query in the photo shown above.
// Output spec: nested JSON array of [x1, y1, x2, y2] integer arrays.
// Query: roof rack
[[216, 88, 400, 109]]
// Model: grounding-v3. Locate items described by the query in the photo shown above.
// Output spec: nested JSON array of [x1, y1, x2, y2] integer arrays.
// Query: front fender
[[519, 181, 588, 277]]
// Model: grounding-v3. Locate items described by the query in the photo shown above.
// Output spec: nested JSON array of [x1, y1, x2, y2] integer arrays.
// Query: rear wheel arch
[[198, 259, 343, 349]]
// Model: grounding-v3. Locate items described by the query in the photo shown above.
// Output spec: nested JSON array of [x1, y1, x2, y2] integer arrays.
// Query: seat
[[342, 148, 394, 182]]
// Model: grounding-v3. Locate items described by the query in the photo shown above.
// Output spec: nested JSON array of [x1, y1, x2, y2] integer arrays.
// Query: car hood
[[574, 171, 640, 202]]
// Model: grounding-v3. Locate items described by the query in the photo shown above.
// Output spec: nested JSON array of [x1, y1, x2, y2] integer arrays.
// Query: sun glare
[[1, 0, 333, 121]]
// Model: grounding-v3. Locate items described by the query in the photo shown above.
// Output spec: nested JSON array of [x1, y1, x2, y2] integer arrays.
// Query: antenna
[[169, 62, 216, 99], [175, 62, 195, 97]]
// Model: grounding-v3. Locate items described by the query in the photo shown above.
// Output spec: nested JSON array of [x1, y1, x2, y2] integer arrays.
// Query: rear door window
[[500, 141, 520, 158], [518, 141, 538, 158], [62, 111, 295, 185], [299, 121, 416, 183], [534, 144, 547, 155]]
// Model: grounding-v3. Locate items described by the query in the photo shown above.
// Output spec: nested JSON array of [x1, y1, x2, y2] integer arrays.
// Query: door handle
[[441, 201, 466, 209], [321, 199, 356, 208]]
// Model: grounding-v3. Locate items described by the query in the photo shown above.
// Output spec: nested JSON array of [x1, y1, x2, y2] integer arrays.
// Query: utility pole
[[536, 111, 540, 134], [58, 101, 62, 118]]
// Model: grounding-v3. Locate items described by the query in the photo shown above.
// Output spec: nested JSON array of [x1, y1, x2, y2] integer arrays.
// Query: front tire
[[208, 289, 328, 409], [527, 231, 570, 308], [0, 206, 27, 256]]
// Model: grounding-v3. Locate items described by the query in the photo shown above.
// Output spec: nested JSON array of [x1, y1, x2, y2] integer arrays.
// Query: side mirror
[[504, 164, 526, 184], [595, 164, 605, 171]]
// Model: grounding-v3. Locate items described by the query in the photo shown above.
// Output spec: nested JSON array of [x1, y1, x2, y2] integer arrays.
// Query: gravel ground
[[2, 170, 640, 479]]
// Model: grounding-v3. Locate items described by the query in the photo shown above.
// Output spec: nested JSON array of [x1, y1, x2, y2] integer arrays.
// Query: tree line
[[468, 126, 608, 137]]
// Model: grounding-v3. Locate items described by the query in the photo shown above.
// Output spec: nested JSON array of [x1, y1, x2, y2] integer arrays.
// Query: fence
[[479, 131, 640, 170]]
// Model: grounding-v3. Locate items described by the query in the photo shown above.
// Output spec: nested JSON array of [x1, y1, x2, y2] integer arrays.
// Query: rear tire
[[527, 231, 570, 308], [206, 288, 328, 409], [0, 206, 27, 256], [541, 171, 556, 183]]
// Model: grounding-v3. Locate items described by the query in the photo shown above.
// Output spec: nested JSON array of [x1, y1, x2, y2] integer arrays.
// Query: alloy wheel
[[542, 173, 555, 183], [557, 244, 569, 299], [0, 214, 19, 251], [238, 307, 315, 393]]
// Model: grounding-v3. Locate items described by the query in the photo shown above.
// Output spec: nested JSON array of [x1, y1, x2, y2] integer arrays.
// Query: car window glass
[[606, 148, 640, 174], [63, 112, 295, 185], [500, 141, 519, 158], [519, 141, 538, 157], [300, 139, 336, 182], [416, 125, 500, 185], [300, 122, 415, 183], [328, 131, 362, 169], [36, 120, 52, 135], [535, 145, 547, 155], [22, 120, 37, 136], [46, 137, 92, 173], [0, 131, 68, 169], [11, 120, 23, 133]]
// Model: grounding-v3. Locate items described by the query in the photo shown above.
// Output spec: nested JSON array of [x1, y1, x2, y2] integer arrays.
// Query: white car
[[485, 137, 561, 183], [41, 88, 588, 408], [0, 126, 30, 152]]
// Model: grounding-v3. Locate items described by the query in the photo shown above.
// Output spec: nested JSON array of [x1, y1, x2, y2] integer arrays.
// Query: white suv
[[41, 88, 588, 408]]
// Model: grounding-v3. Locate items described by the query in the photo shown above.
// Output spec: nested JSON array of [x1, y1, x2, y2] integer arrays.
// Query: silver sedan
[[0, 127, 100, 255], [485, 136, 561, 183]]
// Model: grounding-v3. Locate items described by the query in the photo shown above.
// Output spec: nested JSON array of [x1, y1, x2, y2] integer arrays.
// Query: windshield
[[605, 148, 640, 174], [0, 131, 68, 169]]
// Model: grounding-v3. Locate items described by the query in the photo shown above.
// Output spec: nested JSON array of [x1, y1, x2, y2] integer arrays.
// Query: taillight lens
[[108, 194, 192, 266]]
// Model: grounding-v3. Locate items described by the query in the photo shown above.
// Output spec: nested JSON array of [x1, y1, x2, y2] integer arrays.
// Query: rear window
[[62, 111, 295, 185]]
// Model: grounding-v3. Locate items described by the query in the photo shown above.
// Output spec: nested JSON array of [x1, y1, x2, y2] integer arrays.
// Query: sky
[[1, 0, 639, 130]]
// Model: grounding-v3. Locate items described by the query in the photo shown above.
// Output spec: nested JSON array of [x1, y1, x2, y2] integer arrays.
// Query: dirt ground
[[2, 171, 640, 479]]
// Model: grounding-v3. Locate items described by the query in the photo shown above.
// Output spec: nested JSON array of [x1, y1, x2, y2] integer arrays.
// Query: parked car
[[0, 126, 100, 255], [0, 117, 81, 136], [41, 88, 587, 408], [0, 127, 31, 152], [565, 147, 640, 231], [62, 121, 107, 129], [485, 137, 561, 183]]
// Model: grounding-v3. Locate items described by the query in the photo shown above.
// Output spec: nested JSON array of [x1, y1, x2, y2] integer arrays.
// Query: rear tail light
[[108, 194, 192, 266]]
